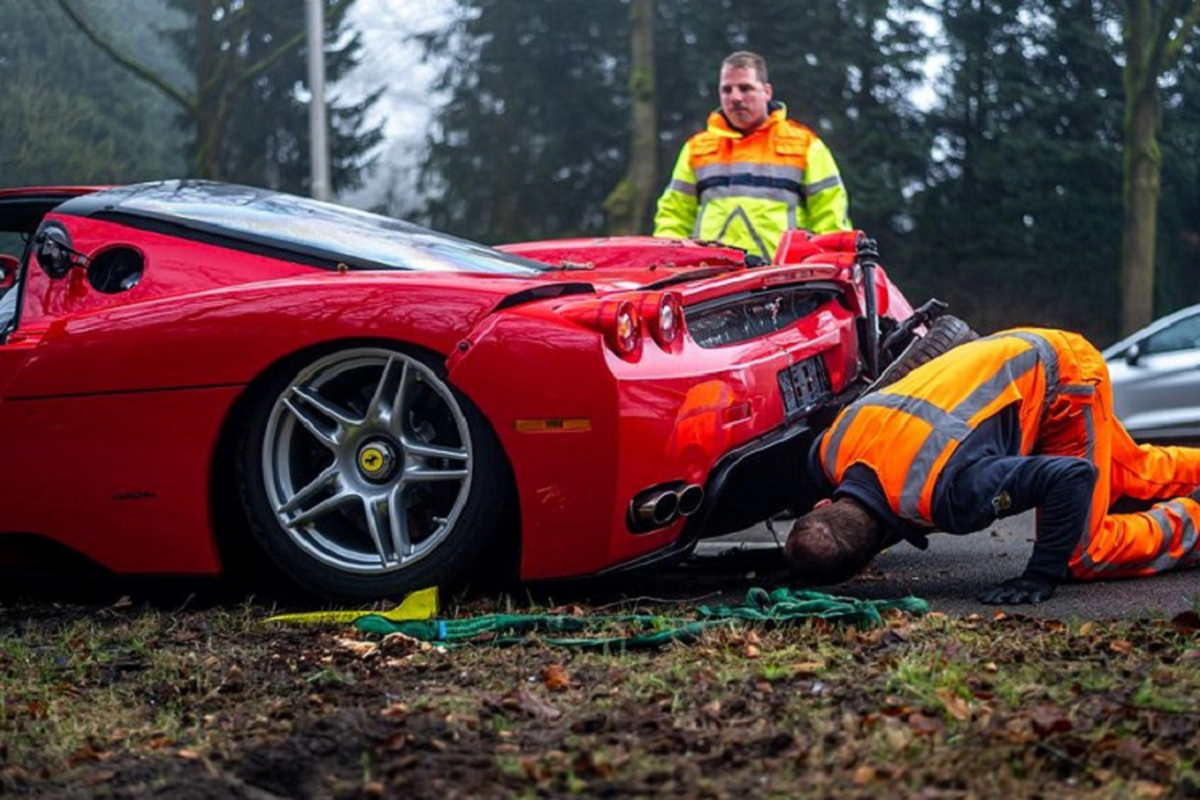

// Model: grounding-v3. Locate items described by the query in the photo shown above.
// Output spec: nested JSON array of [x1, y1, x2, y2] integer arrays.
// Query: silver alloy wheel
[[261, 348, 474, 575]]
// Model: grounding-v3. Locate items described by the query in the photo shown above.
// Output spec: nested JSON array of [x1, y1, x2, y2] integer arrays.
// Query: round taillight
[[657, 293, 682, 345], [613, 300, 640, 354]]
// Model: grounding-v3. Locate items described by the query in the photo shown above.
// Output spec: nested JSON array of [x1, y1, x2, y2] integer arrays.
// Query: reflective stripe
[[668, 178, 696, 197], [897, 348, 1040, 519], [695, 162, 805, 183], [1073, 402, 1101, 572], [824, 403, 865, 477], [807, 175, 843, 196], [826, 333, 1056, 524], [696, 179, 802, 204], [825, 392, 974, 522], [1172, 501, 1199, 568], [708, 206, 771, 259], [1087, 501, 1195, 575], [700, 184, 801, 203], [981, 331, 1060, 416]]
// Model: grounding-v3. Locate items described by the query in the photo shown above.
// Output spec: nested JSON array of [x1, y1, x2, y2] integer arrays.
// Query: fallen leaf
[[573, 751, 615, 779], [935, 687, 971, 721], [1078, 621, 1095, 637], [335, 637, 378, 658], [111, 596, 133, 610], [177, 749, 200, 760], [1030, 705, 1072, 736], [1133, 780, 1167, 798], [793, 661, 825, 676], [82, 770, 116, 786], [381, 632, 425, 654], [380, 702, 408, 719], [1170, 611, 1200, 635], [1109, 639, 1134, 654], [853, 765, 875, 785], [907, 713, 943, 735], [541, 663, 571, 692], [515, 688, 562, 720], [745, 643, 761, 658]]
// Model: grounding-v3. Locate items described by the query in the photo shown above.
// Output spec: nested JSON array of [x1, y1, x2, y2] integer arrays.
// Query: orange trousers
[[1035, 336, 1200, 579]]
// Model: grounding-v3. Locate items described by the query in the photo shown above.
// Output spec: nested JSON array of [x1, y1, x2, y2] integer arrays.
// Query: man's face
[[719, 65, 773, 131]]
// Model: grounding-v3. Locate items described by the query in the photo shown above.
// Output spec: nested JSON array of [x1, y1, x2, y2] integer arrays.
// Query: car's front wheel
[[237, 345, 511, 601]]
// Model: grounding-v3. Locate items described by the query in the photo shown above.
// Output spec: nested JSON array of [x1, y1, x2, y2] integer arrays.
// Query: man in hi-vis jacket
[[786, 327, 1200, 604], [653, 51, 850, 262]]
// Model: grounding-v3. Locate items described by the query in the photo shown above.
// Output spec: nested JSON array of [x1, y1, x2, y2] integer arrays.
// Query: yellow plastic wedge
[[266, 586, 440, 625]]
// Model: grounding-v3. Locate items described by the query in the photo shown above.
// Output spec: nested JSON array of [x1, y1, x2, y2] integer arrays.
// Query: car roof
[[1102, 302, 1200, 359]]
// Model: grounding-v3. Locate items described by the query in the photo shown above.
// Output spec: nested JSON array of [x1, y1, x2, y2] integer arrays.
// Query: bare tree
[[1119, 0, 1200, 334], [57, 0, 348, 180], [604, 0, 658, 235]]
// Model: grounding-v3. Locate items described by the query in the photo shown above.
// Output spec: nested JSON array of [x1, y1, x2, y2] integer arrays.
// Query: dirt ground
[[4, 560, 1200, 799]]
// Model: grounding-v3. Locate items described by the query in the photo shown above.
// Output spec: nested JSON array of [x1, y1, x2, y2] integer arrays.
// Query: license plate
[[778, 355, 832, 418]]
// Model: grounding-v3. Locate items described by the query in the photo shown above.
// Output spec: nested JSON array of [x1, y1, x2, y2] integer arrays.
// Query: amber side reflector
[[514, 418, 593, 433], [721, 401, 754, 425]]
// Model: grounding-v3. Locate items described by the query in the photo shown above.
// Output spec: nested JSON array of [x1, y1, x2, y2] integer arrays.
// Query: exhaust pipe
[[676, 484, 704, 517], [633, 489, 680, 527]]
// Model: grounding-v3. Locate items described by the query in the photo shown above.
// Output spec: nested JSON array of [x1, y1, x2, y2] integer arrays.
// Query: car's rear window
[[70, 181, 548, 275]]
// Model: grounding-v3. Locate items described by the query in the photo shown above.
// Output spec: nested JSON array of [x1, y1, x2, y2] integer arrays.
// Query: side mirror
[[1124, 343, 1141, 366], [0, 254, 17, 288], [35, 225, 77, 280]]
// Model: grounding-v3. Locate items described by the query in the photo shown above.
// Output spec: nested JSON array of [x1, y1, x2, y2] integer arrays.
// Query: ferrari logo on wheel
[[359, 447, 385, 474]]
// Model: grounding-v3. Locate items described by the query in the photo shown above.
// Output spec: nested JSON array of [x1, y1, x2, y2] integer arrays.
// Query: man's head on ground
[[784, 497, 885, 586], [719, 51, 773, 132]]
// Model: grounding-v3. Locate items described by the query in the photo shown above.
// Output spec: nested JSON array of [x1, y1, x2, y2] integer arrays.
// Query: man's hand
[[976, 577, 1055, 605]]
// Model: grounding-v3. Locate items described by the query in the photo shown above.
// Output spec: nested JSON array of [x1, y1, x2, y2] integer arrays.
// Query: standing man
[[785, 328, 1200, 604], [653, 51, 851, 262]]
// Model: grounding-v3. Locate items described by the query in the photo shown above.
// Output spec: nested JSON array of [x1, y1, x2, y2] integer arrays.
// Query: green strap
[[353, 588, 929, 650]]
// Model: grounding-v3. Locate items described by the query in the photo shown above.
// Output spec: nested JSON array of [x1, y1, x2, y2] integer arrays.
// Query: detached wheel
[[237, 345, 511, 601], [875, 315, 978, 388]]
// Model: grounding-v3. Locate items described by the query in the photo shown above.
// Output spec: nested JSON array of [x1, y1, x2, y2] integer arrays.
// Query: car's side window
[[1142, 314, 1200, 356], [0, 230, 34, 338]]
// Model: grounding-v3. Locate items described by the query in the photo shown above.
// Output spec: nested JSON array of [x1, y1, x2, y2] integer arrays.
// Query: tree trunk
[[605, 0, 657, 235], [1120, 80, 1160, 335], [1118, 0, 1200, 335]]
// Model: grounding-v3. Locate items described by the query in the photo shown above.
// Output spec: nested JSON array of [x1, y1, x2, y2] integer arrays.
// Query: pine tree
[[0, 0, 185, 186], [58, 0, 382, 191], [913, 0, 1124, 341]]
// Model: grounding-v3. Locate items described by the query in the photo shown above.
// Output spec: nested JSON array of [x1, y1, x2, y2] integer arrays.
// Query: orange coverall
[[817, 328, 1200, 582]]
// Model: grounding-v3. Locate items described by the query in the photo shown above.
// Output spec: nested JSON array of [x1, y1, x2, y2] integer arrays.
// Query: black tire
[[235, 344, 512, 602], [874, 315, 979, 389]]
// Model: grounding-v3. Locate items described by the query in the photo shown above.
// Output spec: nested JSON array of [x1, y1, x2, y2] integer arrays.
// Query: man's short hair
[[784, 497, 883, 586], [722, 51, 768, 83]]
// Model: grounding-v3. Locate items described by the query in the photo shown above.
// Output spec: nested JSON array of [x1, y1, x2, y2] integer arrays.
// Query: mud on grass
[[4, 589, 1200, 799]]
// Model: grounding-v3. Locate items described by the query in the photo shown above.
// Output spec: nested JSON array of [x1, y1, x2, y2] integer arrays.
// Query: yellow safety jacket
[[653, 105, 851, 261]]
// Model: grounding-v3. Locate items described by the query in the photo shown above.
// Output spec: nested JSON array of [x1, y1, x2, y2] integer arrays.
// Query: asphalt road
[[696, 511, 1200, 620]]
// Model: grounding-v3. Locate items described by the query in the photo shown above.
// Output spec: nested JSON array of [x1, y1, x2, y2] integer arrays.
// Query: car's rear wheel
[[874, 315, 979, 389], [237, 345, 511, 601]]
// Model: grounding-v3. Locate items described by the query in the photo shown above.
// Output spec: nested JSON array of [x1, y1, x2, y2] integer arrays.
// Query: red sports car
[[0, 181, 965, 600]]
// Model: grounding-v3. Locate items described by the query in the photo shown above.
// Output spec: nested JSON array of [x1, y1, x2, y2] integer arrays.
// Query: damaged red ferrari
[[0, 181, 966, 600]]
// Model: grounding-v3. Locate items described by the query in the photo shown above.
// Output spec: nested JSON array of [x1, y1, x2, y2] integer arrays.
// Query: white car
[[1104, 303, 1200, 443]]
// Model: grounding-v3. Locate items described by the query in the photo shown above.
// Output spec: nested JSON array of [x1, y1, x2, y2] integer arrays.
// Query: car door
[[1107, 310, 1200, 439], [0, 189, 98, 394]]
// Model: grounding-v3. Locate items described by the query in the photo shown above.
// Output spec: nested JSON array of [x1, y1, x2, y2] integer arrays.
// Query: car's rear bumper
[[594, 417, 820, 575]]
